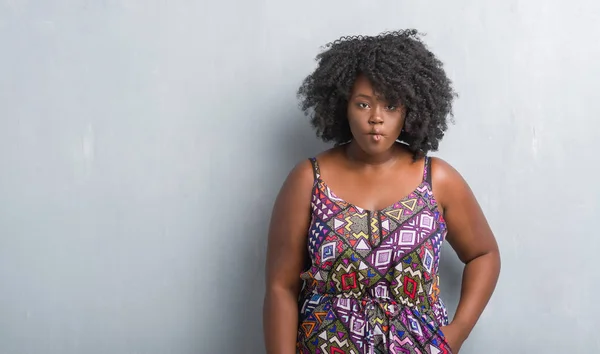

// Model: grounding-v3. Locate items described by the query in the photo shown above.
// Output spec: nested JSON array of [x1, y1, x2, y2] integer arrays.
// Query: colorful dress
[[296, 156, 453, 354]]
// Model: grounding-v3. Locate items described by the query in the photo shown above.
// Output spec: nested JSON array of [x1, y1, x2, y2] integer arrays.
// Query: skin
[[263, 74, 501, 353]]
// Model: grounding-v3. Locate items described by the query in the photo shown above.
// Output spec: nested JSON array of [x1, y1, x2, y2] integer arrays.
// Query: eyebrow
[[353, 93, 373, 99]]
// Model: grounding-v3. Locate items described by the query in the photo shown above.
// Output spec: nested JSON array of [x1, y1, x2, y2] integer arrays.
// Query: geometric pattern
[[297, 156, 453, 354]]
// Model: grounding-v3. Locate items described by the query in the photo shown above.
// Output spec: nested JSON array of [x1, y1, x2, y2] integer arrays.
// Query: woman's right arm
[[263, 160, 314, 354]]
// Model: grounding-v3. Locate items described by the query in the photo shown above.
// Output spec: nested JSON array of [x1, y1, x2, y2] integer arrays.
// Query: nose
[[368, 110, 383, 125]]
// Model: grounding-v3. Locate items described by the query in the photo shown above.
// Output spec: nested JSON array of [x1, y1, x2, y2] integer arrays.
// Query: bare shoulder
[[273, 148, 341, 207], [430, 156, 462, 184], [429, 156, 473, 211], [278, 158, 315, 198]]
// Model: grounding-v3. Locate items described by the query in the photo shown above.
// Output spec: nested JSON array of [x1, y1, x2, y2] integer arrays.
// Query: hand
[[439, 323, 467, 353]]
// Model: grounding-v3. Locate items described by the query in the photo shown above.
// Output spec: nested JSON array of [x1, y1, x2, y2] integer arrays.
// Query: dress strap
[[308, 157, 321, 184], [422, 156, 432, 185]]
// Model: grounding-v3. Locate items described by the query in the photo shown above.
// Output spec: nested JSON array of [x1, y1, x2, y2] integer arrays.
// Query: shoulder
[[429, 156, 461, 185], [282, 158, 314, 191], [303, 146, 346, 175], [429, 156, 472, 209], [278, 148, 338, 195], [269, 158, 316, 219]]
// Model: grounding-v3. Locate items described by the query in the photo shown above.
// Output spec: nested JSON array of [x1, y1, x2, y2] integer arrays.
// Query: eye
[[386, 105, 398, 111], [357, 102, 370, 109]]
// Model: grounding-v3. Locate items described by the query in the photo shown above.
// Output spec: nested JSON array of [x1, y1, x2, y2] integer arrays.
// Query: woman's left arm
[[431, 157, 501, 352]]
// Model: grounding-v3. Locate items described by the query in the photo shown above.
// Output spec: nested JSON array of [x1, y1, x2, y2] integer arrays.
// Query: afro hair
[[297, 29, 457, 158]]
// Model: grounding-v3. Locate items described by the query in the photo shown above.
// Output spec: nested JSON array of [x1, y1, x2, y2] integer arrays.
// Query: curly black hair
[[297, 29, 457, 158]]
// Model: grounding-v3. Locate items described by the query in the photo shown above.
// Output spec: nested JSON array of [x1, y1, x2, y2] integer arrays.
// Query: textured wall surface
[[1, 1, 599, 353]]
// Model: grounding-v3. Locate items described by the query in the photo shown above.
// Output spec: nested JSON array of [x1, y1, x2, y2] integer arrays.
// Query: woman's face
[[346, 75, 406, 155]]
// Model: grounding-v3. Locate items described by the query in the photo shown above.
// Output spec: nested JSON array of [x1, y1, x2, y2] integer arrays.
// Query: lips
[[368, 131, 384, 142]]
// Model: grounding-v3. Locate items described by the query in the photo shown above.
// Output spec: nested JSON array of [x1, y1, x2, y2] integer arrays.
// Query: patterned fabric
[[296, 156, 453, 354]]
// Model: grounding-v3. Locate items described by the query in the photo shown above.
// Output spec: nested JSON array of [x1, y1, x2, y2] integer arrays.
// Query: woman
[[263, 30, 500, 354]]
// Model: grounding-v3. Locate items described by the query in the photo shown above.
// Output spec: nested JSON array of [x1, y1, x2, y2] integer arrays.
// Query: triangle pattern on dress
[[401, 198, 417, 211], [355, 239, 370, 251]]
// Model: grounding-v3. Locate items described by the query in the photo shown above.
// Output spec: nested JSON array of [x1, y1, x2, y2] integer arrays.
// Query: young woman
[[263, 29, 500, 354]]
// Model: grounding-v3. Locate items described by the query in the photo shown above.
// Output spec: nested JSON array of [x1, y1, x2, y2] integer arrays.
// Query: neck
[[344, 141, 402, 166]]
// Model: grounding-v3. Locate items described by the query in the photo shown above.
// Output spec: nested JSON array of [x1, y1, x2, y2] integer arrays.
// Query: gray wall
[[1, 1, 599, 353]]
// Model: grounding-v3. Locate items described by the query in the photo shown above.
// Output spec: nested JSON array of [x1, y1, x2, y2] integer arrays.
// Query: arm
[[263, 160, 314, 354], [431, 158, 501, 350]]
